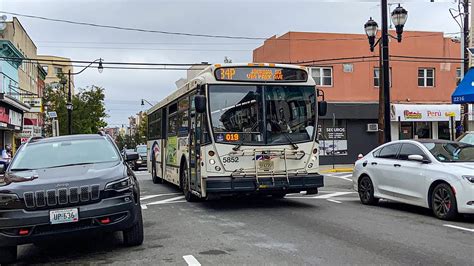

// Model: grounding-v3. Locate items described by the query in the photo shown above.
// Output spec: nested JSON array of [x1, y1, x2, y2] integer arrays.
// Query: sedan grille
[[23, 184, 100, 209]]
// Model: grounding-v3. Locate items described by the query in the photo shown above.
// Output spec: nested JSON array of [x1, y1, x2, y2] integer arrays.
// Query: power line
[[0, 10, 461, 42], [39, 46, 251, 52]]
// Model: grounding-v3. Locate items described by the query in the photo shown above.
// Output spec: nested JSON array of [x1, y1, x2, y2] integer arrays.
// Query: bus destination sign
[[215, 67, 307, 82]]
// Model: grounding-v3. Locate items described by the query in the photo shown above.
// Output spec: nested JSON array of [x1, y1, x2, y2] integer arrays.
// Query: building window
[[418, 68, 435, 87], [374, 68, 392, 87], [456, 67, 461, 85], [42, 65, 48, 74], [54, 67, 63, 75], [311, 67, 333, 86]]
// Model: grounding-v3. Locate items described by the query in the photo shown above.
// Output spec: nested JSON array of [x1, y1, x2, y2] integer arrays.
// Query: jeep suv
[[0, 134, 144, 263]]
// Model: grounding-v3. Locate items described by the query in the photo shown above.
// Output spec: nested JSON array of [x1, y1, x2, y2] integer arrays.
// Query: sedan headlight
[[105, 177, 133, 192], [0, 193, 19, 208], [462, 175, 474, 184]]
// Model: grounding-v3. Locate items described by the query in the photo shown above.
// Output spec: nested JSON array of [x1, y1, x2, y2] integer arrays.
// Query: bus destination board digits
[[215, 67, 307, 82]]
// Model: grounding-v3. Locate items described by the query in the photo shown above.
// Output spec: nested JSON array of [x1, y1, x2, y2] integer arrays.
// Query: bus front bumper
[[205, 174, 324, 194]]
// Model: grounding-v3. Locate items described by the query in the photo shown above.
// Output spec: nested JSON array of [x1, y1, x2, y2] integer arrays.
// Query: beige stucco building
[[37, 55, 75, 94]]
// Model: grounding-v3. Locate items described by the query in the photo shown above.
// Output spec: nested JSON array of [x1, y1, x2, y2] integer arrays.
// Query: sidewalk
[[319, 164, 354, 173]]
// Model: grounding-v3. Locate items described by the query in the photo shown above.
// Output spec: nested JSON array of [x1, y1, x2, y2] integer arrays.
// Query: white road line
[[327, 174, 353, 182], [140, 193, 182, 201], [327, 199, 342, 204], [183, 255, 201, 266], [147, 196, 186, 206], [443, 224, 474, 233], [312, 192, 354, 199], [141, 204, 148, 210]]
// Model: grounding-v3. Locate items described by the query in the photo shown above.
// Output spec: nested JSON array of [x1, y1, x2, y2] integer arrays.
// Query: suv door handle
[[394, 164, 401, 167], [371, 162, 377, 165]]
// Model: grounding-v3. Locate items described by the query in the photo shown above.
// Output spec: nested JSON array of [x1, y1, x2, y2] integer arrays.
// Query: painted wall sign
[[391, 104, 461, 122]]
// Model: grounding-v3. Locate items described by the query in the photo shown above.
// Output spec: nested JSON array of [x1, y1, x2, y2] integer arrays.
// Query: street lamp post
[[67, 58, 104, 135], [364, 2, 408, 143], [141, 99, 154, 107]]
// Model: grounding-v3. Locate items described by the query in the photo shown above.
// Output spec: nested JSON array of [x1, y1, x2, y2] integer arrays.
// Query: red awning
[[24, 118, 34, 125]]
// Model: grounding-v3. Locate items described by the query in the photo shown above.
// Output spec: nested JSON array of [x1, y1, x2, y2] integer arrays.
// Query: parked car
[[352, 139, 474, 220], [457, 131, 474, 145], [0, 133, 144, 264], [132, 145, 148, 171]]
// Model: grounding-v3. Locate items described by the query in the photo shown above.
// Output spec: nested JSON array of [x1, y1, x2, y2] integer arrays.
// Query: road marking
[[147, 196, 186, 206], [183, 255, 201, 266], [140, 193, 182, 201], [312, 191, 354, 199], [327, 199, 342, 204], [141, 204, 148, 210], [443, 224, 474, 233], [327, 174, 352, 182]]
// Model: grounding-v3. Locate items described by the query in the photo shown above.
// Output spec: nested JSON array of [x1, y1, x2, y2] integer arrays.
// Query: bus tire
[[181, 162, 198, 202], [151, 156, 161, 184]]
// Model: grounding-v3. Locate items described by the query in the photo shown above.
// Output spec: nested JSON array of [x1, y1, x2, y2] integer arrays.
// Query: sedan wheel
[[358, 176, 379, 205], [431, 183, 458, 220]]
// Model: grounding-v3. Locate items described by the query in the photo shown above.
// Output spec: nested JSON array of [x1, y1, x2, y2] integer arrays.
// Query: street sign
[[48, 111, 58, 118]]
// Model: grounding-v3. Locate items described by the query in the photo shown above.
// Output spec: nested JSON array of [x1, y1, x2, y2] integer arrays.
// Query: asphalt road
[[14, 169, 474, 265]]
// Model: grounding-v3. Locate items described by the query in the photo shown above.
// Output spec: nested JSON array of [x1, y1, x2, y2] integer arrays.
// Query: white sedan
[[352, 139, 474, 220]]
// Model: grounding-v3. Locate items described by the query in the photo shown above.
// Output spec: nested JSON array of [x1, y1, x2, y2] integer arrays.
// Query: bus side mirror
[[318, 101, 327, 116], [195, 95, 207, 113]]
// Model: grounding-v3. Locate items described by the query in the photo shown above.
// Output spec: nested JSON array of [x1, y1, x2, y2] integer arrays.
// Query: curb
[[320, 168, 353, 173]]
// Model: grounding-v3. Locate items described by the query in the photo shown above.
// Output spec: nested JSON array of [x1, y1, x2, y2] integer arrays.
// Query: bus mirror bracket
[[317, 89, 327, 117], [195, 84, 207, 113]]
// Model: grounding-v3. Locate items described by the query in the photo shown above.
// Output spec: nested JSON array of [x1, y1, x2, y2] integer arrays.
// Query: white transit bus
[[146, 63, 327, 201]]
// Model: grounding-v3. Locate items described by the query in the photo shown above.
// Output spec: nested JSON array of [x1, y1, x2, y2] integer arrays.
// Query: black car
[[132, 145, 148, 171], [0, 133, 144, 264]]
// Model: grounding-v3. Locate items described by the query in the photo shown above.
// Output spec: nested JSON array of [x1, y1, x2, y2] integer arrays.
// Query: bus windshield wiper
[[281, 131, 298, 150], [233, 140, 244, 151]]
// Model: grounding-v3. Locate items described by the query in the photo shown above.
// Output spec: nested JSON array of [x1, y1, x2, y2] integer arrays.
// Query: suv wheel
[[181, 162, 198, 202], [358, 175, 379, 205], [123, 207, 144, 246], [431, 183, 458, 220], [0, 246, 17, 264]]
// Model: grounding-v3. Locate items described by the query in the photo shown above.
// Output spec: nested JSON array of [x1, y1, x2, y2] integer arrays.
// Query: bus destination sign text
[[215, 67, 307, 82]]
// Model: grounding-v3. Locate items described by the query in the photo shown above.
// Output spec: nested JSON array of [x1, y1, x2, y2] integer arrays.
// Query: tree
[[134, 112, 148, 145], [43, 85, 108, 136]]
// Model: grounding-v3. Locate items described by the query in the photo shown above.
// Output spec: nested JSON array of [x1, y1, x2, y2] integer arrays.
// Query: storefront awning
[[452, 68, 474, 104], [0, 93, 30, 112]]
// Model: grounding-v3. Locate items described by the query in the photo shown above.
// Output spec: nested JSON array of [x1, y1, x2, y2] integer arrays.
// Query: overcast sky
[[0, 0, 464, 127]]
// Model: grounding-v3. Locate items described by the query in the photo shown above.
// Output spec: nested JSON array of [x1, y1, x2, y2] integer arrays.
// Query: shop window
[[438, 121, 450, 140], [311, 67, 333, 86], [456, 68, 462, 85], [373, 68, 392, 87], [418, 68, 435, 87], [399, 122, 413, 140], [414, 122, 431, 139]]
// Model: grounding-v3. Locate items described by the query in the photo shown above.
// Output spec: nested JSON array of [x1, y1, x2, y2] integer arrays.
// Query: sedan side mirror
[[125, 152, 139, 162], [408, 154, 430, 163]]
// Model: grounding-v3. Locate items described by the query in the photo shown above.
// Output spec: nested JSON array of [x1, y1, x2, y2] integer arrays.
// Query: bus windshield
[[209, 85, 316, 145]]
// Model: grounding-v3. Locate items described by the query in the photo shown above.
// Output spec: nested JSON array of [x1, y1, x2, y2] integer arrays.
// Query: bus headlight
[[209, 159, 216, 165], [215, 166, 221, 171], [308, 163, 313, 168]]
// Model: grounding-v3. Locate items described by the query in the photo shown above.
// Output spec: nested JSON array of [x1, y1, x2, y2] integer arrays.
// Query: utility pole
[[462, 0, 470, 132], [381, 0, 391, 143]]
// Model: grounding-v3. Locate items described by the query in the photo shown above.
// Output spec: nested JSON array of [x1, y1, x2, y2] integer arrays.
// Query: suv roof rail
[[27, 136, 43, 144]]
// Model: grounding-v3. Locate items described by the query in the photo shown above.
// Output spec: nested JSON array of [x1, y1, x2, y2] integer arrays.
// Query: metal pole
[[68, 70, 72, 135], [381, 0, 391, 143], [462, 0, 470, 132]]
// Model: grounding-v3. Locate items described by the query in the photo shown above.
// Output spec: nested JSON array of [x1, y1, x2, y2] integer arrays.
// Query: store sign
[[9, 110, 22, 127], [318, 125, 348, 156], [18, 125, 42, 138], [22, 97, 42, 113], [0, 107, 8, 124], [391, 104, 461, 122]]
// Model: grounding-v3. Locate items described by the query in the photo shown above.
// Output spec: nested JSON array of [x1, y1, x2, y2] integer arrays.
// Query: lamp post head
[[391, 4, 408, 42], [66, 102, 73, 110], [141, 99, 145, 106], [364, 17, 378, 52], [98, 58, 104, 73]]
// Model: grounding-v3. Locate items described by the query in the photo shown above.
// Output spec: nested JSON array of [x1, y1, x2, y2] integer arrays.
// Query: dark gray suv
[[0, 133, 144, 264]]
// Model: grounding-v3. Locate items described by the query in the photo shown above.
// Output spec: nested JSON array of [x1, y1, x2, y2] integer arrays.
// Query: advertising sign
[[22, 97, 42, 113], [9, 110, 22, 127], [0, 107, 8, 124], [166, 136, 178, 166], [318, 125, 348, 156], [391, 104, 461, 122], [18, 125, 42, 138]]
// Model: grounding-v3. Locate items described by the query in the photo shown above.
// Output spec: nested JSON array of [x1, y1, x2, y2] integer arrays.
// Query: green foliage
[[134, 112, 148, 145], [43, 85, 108, 136]]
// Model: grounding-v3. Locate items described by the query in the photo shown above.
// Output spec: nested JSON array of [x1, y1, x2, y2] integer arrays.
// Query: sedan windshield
[[10, 138, 121, 171], [422, 142, 474, 162], [209, 85, 316, 145]]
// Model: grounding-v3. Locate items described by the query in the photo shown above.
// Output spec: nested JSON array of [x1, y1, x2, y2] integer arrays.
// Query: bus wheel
[[151, 157, 160, 184], [181, 162, 198, 202]]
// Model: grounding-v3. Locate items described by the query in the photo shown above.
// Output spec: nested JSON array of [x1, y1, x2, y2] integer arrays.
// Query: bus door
[[189, 97, 202, 192]]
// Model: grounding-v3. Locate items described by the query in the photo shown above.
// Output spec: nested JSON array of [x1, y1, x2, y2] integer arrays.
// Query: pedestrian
[[456, 123, 464, 138], [0, 144, 12, 171]]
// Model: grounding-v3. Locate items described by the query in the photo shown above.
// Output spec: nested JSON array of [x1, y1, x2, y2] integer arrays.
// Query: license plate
[[50, 208, 79, 224], [258, 160, 274, 171]]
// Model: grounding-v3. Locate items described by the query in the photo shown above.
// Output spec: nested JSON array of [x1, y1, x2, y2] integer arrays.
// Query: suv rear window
[[10, 138, 120, 171]]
